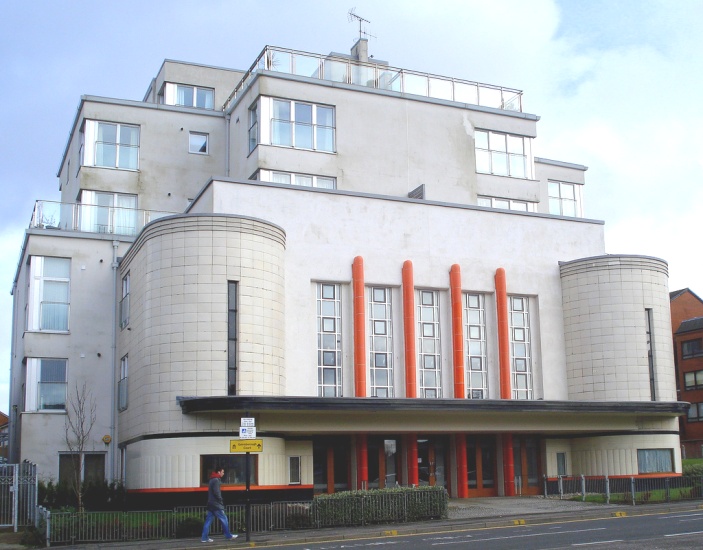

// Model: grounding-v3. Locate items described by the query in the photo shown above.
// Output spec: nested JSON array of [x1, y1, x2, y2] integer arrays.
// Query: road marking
[[572, 541, 623, 546], [431, 527, 607, 545], [658, 512, 703, 519], [664, 530, 703, 537]]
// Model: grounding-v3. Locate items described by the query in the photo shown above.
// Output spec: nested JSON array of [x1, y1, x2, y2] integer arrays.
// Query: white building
[[9, 41, 684, 507]]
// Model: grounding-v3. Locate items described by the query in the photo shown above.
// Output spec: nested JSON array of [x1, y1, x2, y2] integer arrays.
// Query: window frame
[[83, 120, 140, 171], [25, 357, 67, 412], [28, 256, 70, 332], [548, 180, 582, 217], [257, 169, 336, 189], [288, 456, 302, 485], [163, 83, 215, 110], [417, 289, 442, 398], [477, 195, 536, 212], [59, 452, 106, 485], [637, 448, 674, 474], [317, 283, 342, 397], [369, 287, 394, 398], [200, 454, 257, 486], [118, 354, 128, 412], [475, 129, 531, 179], [682, 338, 703, 359], [256, 96, 336, 153], [120, 272, 130, 329], [464, 293, 488, 399], [509, 295, 533, 400], [228, 282, 238, 396], [188, 132, 209, 155]]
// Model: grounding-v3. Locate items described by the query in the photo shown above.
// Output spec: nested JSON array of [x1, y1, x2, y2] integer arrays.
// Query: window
[[189, 132, 209, 154], [83, 120, 139, 170], [254, 97, 335, 152], [248, 103, 258, 153], [201, 454, 256, 485], [369, 287, 393, 397], [475, 130, 530, 178], [548, 181, 582, 217], [118, 355, 128, 412], [687, 402, 703, 422], [28, 256, 70, 331], [317, 283, 342, 397], [258, 170, 336, 189], [25, 358, 67, 411], [682, 339, 703, 359], [120, 273, 130, 329], [510, 296, 533, 400], [417, 290, 441, 398], [162, 83, 214, 109], [645, 308, 656, 401], [477, 196, 535, 212], [556, 452, 567, 476], [228, 282, 238, 396], [465, 293, 487, 399], [684, 370, 703, 390], [78, 190, 138, 236], [59, 453, 106, 485], [637, 449, 673, 474], [289, 456, 301, 485]]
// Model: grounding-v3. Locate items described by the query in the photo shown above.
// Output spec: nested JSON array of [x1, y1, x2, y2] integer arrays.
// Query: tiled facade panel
[[570, 433, 681, 475], [117, 215, 286, 443], [560, 256, 675, 402], [125, 436, 307, 489]]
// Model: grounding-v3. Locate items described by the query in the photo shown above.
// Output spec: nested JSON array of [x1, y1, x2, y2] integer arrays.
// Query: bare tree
[[64, 382, 97, 512]]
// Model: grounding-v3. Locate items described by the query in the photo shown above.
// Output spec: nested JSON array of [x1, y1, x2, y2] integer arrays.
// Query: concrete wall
[[117, 215, 286, 444], [560, 255, 676, 402]]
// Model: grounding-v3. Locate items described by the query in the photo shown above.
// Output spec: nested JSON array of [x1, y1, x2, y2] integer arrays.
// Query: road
[[250, 509, 703, 549]]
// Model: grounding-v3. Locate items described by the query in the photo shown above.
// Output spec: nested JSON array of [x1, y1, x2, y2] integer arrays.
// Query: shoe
[[201, 538, 213, 543], [226, 534, 238, 540]]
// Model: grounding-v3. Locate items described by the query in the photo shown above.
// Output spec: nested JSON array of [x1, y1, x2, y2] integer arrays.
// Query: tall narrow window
[[28, 256, 70, 332], [417, 290, 441, 398], [464, 293, 487, 399], [369, 287, 393, 397], [228, 282, 238, 395], [289, 456, 302, 484], [645, 308, 656, 401], [248, 103, 258, 153], [118, 355, 128, 411], [509, 296, 533, 399], [120, 273, 130, 329], [317, 283, 342, 397]]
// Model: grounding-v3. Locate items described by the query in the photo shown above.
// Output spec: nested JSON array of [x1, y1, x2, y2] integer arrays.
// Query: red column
[[352, 256, 367, 397], [455, 434, 468, 498], [402, 261, 417, 398], [406, 435, 419, 486], [495, 268, 511, 400], [450, 264, 465, 399], [503, 433, 516, 496], [357, 434, 368, 490]]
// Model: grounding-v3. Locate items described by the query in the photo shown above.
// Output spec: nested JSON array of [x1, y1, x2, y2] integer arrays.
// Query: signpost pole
[[245, 450, 251, 542]]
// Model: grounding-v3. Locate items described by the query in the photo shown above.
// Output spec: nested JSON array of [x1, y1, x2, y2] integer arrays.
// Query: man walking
[[201, 468, 238, 542]]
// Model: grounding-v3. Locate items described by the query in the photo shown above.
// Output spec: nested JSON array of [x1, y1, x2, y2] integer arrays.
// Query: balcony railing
[[224, 46, 523, 113], [30, 200, 175, 237]]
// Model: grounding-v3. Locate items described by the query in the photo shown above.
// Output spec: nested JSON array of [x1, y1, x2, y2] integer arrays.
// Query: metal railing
[[29, 200, 175, 237], [544, 474, 703, 505], [0, 463, 37, 530], [42, 488, 447, 545], [224, 46, 523, 113]]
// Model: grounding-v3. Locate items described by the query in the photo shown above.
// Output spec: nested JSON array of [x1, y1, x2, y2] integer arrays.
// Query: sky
[[1, 0, 702, 414]]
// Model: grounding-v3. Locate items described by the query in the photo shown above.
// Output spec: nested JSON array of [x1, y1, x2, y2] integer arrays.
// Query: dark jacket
[[206, 472, 224, 511]]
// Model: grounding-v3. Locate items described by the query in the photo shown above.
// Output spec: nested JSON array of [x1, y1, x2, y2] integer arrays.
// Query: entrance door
[[466, 436, 498, 496], [418, 437, 448, 488], [513, 437, 541, 495], [368, 438, 400, 489]]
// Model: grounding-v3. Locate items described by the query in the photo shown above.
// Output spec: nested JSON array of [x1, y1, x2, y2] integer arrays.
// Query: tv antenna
[[348, 8, 375, 41]]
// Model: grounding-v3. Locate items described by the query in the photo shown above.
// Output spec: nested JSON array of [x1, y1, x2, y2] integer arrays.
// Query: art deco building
[[9, 40, 685, 506]]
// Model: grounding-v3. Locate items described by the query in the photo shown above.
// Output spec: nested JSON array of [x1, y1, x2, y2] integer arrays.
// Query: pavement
[[4, 497, 703, 549]]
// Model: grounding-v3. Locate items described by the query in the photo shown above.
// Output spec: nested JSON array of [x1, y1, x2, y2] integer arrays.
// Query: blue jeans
[[201, 508, 234, 540]]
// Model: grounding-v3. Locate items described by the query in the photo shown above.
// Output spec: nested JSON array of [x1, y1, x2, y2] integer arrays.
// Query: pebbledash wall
[[117, 214, 300, 490]]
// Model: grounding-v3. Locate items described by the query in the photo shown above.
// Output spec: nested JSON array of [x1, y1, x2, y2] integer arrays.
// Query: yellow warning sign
[[230, 439, 264, 453]]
